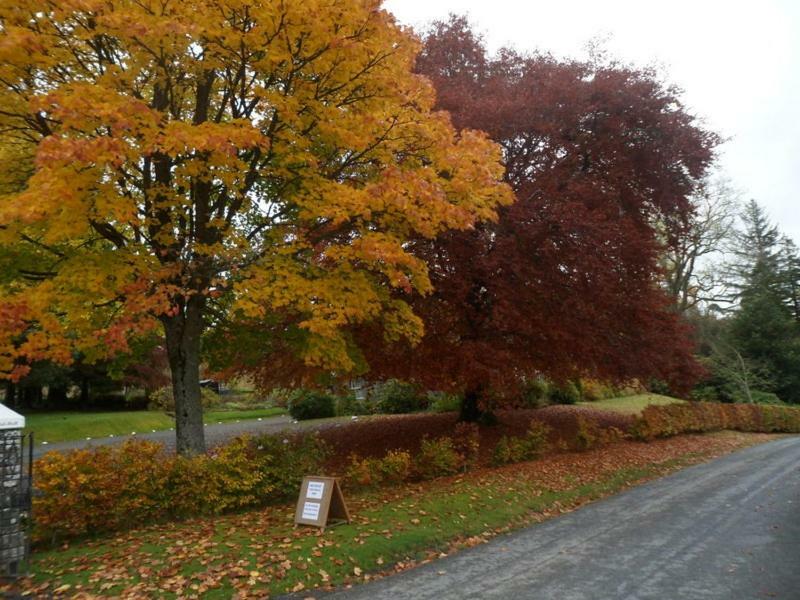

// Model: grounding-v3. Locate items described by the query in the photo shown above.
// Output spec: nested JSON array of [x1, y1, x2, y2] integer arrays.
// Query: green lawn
[[23, 407, 287, 444], [578, 393, 686, 415], [204, 408, 286, 424]]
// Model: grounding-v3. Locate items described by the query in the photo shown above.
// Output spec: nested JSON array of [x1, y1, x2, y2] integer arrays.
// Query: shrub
[[732, 390, 784, 405], [616, 380, 646, 397], [415, 436, 462, 479], [335, 394, 374, 416], [427, 391, 462, 413], [689, 385, 720, 402], [548, 381, 581, 405], [265, 388, 292, 408], [491, 420, 551, 465], [343, 454, 375, 487], [574, 416, 602, 451], [600, 426, 627, 445], [580, 379, 620, 402], [372, 379, 426, 414], [760, 404, 800, 432], [33, 434, 329, 544], [34, 440, 169, 543], [647, 379, 672, 396], [288, 389, 336, 420], [375, 450, 412, 483], [205, 436, 273, 512], [491, 436, 519, 466], [318, 407, 632, 466], [526, 419, 552, 452], [502, 405, 636, 440], [123, 390, 150, 410], [250, 433, 331, 499], [630, 402, 800, 441], [452, 422, 480, 469], [148, 386, 221, 413], [521, 378, 549, 408], [344, 450, 412, 488], [317, 413, 458, 461]]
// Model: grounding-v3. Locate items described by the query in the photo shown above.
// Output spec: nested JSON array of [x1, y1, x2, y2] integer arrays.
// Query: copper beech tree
[[397, 18, 719, 418], [228, 17, 719, 419], [0, 2, 511, 453]]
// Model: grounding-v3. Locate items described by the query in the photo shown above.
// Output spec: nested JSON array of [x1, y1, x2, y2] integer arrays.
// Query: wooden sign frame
[[294, 476, 351, 531]]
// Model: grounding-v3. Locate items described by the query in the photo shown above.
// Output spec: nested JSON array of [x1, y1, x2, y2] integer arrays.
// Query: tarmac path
[[323, 436, 800, 600]]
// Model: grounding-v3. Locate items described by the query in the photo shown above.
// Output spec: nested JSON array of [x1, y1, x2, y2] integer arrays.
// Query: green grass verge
[[23, 407, 287, 444], [203, 407, 286, 424], [578, 393, 685, 415]]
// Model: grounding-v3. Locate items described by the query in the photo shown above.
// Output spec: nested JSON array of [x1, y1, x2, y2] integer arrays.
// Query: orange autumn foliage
[[33, 435, 329, 543], [0, 1, 510, 452], [631, 402, 800, 440]]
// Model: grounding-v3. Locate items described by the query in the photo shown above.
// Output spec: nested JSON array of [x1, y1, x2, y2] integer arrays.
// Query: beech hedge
[[33, 434, 328, 544], [631, 402, 800, 440], [31, 402, 799, 544]]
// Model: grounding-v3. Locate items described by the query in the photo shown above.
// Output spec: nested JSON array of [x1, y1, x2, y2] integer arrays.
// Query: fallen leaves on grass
[[2, 431, 777, 599]]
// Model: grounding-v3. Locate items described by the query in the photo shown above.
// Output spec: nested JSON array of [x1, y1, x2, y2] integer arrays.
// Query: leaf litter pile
[[7, 431, 778, 599]]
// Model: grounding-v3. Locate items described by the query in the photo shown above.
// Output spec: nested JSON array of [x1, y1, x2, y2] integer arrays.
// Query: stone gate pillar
[[0, 404, 27, 577]]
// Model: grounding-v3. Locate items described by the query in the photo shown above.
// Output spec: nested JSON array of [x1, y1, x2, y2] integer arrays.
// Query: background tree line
[[674, 196, 800, 405]]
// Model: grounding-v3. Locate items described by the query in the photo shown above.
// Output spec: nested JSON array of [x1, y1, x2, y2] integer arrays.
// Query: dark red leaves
[[357, 16, 718, 396]]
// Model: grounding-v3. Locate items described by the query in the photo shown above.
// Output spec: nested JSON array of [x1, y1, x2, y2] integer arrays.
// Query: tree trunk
[[162, 296, 206, 455], [80, 377, 90, 405], [3, 380, 14, 408], [20, 386, 40, 410], [459, 387, 484, 422]]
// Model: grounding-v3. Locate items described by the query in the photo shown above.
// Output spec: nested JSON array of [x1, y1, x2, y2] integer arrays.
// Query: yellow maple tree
[[0, 0, 510, 453]]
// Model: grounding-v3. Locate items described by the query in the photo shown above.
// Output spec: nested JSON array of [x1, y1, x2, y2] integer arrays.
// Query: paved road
[[31, 414, 354, 457], [323, 436, 800, 600]]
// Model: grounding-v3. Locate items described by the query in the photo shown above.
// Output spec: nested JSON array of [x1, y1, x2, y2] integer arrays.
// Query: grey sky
[[385, 0, 800, 243]]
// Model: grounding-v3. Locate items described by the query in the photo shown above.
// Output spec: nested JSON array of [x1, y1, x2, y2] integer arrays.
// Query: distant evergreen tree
[[728, 287, 800, 403], [723, 200, 784, 300], [779, 238, 800, 322], [715, 200, 800, 404]]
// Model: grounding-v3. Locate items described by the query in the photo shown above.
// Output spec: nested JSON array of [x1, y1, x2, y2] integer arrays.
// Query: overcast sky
[[385, 0, 800, 244]]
